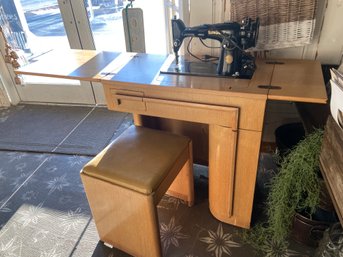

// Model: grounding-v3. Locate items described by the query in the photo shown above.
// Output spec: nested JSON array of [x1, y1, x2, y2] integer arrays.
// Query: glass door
[[80, 0, 169, 104], [0, 0, 96, 104], [87, 0, 167, 53], [0, 0, 174, 105]]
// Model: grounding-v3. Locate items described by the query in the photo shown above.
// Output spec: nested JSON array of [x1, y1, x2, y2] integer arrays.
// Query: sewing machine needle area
[[160, 56, 253, 79]]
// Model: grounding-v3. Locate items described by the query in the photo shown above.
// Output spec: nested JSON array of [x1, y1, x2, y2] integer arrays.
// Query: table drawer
[[110, 90, 146, 112], [145, 98, 238, 129], [107, 90, 238, 128]]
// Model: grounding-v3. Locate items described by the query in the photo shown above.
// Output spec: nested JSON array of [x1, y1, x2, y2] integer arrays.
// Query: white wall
[[314, 0, 343, 64], [189, 0, 343, 65]]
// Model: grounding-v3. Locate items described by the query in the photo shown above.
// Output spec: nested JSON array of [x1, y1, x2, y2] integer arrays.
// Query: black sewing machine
[[161, 17, 259, 79]]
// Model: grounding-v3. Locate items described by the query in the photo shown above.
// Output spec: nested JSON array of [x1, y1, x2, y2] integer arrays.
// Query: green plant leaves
[[245, 129, 324, 255]]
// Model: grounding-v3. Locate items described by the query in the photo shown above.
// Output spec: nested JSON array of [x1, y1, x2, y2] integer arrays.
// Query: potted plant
[[245, 129, 325, 255]]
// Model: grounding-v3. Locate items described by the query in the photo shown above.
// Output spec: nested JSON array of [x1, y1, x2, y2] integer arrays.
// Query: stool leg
[[133, 114, 143, 126], [81, 173, 162, 257], [167, 142, 194, 207]]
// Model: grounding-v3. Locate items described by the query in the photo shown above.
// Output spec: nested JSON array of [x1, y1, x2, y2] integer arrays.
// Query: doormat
[[54, 107, 132, 155], [0, 105, 132, 156]]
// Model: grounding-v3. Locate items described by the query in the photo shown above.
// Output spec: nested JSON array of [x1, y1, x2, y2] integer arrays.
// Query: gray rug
[[0, 105, 132, 156], [54, 108, 132, 155], [0, 151, 315, 257]]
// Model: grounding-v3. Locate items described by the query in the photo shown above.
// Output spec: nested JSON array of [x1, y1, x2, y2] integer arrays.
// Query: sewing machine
[[162, 17, 259, 79]]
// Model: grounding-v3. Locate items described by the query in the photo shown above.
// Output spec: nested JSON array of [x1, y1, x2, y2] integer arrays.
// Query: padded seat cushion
[[81, 126, 190, 195]]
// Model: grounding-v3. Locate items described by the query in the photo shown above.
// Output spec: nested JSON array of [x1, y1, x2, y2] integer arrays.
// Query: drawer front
[[106, 88, 239, 128], [113, 94, 146, 112], [108, 89, 146, 112], [145, 98, 238, 129]]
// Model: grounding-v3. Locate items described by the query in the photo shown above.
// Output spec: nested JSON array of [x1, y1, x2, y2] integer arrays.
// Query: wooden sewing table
[[15, 50, 327, 228]]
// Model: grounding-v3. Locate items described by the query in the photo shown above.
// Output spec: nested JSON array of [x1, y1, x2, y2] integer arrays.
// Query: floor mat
[[0, 105, 132, 155], [54, 108, 132, 155], [0, 105, 92, 153]]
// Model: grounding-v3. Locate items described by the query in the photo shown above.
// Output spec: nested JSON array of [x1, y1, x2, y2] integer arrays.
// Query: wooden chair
[[80, 125, 194, 257]]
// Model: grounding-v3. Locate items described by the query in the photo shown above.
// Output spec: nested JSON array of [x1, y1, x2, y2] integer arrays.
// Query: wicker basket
[[230, 0, 318, 50]]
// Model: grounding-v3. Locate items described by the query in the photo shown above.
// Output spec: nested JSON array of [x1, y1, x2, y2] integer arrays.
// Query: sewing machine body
[[169, 17, 259, 78]]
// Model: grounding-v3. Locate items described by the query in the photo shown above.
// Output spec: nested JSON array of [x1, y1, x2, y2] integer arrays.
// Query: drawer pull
[[117, 99, 121, 105]]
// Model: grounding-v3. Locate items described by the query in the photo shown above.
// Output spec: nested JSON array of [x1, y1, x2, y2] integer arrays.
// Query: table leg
[[209, 125, 262, 228], [133, 114, 143, 126], [209, 124, 237, 220]]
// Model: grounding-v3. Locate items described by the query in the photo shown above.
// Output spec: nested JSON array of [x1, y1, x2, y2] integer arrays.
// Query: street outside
[[0, 0, 166, 59], [20, 0, 126, 54], [22, 0, 124, 37]]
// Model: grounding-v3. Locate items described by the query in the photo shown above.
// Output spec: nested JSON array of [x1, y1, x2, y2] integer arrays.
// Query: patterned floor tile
[[0, 152, 317, 257], [0, 151, 49, 211]]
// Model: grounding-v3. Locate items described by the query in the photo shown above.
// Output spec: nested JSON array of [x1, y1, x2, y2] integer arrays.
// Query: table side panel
[[209, 128, 263, 228]]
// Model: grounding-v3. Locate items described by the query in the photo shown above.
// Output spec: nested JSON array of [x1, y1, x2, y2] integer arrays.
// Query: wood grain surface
[[15, 49, 327, 104], [268, 59, 327, 103], [320, 115, 343, 226]]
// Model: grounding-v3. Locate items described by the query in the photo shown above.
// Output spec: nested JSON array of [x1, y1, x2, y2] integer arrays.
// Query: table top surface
[[16, 49, 328, 104]]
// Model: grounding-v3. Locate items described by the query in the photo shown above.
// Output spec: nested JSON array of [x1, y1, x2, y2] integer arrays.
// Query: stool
[[80, 126, 194, 257]]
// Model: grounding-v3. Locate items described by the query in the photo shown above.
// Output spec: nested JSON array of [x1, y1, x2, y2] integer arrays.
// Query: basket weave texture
[[230, 0, 318, 50]]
